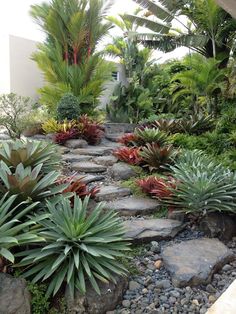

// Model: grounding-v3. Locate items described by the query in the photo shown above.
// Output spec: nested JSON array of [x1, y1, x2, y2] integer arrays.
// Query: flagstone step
[[103, 197, 160, 216], [95, 185, 131, 202], [124, 218, 185, 243], [71, 162, 107, 173], [72, 146, 113, 156], [62, 154, 92, 163]]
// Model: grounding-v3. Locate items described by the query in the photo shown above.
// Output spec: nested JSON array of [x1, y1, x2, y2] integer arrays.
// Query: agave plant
[[113, 147, 142, 165], [0, 140, 62, 174], [0, 193, 45, 266], [169, 150, 236, 214], [139, 144, 177, 172], [0, 161, 68, 202], [17, 196, 130, 298], [134, 127, 168, 146]]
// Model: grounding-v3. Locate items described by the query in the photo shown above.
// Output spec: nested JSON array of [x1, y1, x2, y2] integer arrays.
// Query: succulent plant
[[134, 127, 168, 146]]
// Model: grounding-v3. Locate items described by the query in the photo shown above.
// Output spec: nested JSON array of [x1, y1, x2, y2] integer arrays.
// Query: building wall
[[0, 35, 10, 94], [9, 35, 44, 99]]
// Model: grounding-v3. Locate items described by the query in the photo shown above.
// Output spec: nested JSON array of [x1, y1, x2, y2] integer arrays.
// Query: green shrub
[[27, 283, 50, 314], [17, 196, 130, 298], [0, 140, 62, 174], [57, 93, 80, 121], [168, 150, 236, 214], [0, 93, 35, 139], [216, 105, 236, 133]]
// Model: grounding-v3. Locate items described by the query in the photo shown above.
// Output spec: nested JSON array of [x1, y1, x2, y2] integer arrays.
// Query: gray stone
[[72, 146, 113, 156], [95, 185, 131, 202], [110, 163, 138, 180], [66, 275, 128, 314], [59, 146, 70, 154], [156, 280, 171, 290], [75, 174, 105, 184], [199, 213, 236, 241], [94, 155, 118, 166], [62, 154, 92, 163], [122, 300, 131, 308], [64, 139, 88, 149], [129, 281, 141, 290], [124, 218, 184, 243], [162, 238, 234, 287], [0, 273, 31, 314], [104, 123, 136, 134], [105, 133, 124, 142], [71, 161, 107, 173], [104, 197, 160, 216]]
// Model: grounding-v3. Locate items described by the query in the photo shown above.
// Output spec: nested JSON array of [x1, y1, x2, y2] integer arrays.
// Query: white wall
[[0, 35, 10, 94], [9, 35, 44, 99]]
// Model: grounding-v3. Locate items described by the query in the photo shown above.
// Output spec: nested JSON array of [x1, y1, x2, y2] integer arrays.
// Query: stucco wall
[[9, 35, 44, 100]]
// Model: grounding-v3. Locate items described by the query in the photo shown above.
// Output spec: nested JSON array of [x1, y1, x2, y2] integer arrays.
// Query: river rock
[[124, 218, 184, 243], [66, 275, 128, 314], [162, 238, 234, 287], [0, 273, 31, 314]]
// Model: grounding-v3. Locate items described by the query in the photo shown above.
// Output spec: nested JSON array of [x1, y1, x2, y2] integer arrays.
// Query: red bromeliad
[[113, 147, 142, 165], [54, 128, 78, 145], [118, 133, 138, 146]]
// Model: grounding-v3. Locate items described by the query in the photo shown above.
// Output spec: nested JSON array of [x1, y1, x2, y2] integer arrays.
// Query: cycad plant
[[0, 194, 44, 265], [17, 196, 130, 298], [168, 150, 236, 214], [0, 140, 62, 174], [30, 0, 114, 114]]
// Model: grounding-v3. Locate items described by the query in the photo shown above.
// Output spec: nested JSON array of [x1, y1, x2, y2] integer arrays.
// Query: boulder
[[0, 273, 31, 314], [103, 197, 160, 216], [64, 139, 88, 149], [110, 163, 138, 180], [71, 162, 107, 173], [66, 275, 128, 314], [124, 218, 184, 243], [162, 238, 234, 287], [94, 156, 118, 166], [199, 213, 236, 241], [95, 185, 131, 202]]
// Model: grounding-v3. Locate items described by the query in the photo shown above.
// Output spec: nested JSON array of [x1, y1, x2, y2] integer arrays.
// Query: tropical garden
[[0, 0, 236, 313]]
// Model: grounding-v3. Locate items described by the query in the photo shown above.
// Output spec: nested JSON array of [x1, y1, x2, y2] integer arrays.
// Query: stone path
[[59, 137, 236, 313]]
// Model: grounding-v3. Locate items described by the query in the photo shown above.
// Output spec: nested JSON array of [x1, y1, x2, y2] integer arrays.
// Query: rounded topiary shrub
[[57, 93, 80, 121]]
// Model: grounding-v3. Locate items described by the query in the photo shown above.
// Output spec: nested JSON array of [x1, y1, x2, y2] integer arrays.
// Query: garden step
[[72, 146, 113, 156], [74, 174, 105, 184], [95, 185, 131, 202], [94, 155, 118, 166], [105, 133, 124, 142], [124, 218, 185, 243], [71, 162, 107, 173], [103, 197, 160, 216], [64, 139, 88, 149], [110, 162, 138, 180], [62, 154, 92, 163], [161, 238, 234, 288]]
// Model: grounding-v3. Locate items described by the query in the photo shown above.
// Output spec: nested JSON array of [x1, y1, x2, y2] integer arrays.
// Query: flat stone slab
[[62, 154, 92, 163], [64, 139, 88, 149], [94, 156, 118, 166], [162, 238, 235, 287], [103, 197, 160, 216], [124, 219, 184, 243], [105, 133, 124, 142], [95, 185, 131, 202], [75, 174, 105, 184], [71, 162, 107, 173], [206, 279, 236, 314], [72, 146, 113, 156], [110, 162, 138, 180]]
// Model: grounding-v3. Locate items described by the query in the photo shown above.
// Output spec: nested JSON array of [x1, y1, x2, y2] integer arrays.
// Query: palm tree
[[30, 0, 114, 114], [125, 0, 236, 66], [171, 54, 227, 115]]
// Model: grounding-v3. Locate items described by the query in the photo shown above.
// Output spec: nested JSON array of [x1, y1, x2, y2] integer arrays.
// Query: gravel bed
[[114, 227, 236, 314]]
